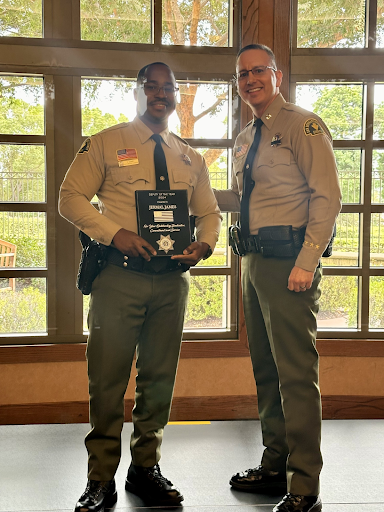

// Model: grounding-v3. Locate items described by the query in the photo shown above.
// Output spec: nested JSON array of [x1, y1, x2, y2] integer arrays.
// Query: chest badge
[[116, 148, 139, 167], [181, 154, 192, 166], [271, 133, 282, 147]]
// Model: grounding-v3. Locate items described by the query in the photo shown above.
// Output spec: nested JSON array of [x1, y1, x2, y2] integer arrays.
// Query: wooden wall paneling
[[274, 0, 291, 101], [2, 395, 384, 425]]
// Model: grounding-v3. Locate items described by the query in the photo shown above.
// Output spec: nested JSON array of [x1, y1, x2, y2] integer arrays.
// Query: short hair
[[136, 62, 174, 84], [237, 44, 277, 69]]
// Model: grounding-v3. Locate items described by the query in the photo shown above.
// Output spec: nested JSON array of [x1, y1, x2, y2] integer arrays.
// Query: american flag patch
[[154, 210, 174, 222], [116, 148, 139, 167], [234, 144, 249, 158]]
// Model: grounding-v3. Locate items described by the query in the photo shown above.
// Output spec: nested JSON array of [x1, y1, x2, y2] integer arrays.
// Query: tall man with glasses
[[59, 62, 221, 512], [215, 44, 341, 512]]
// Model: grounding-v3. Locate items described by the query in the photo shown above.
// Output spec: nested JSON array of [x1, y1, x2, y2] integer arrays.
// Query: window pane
[[370, 213, 384, 266], [195, 148, 228, 266], [335, 149, 361, 204], [318, 275, 358, 329], [372, 150, 384, 204], [0, 145, 45, 202], [0, 212, 46, 267], [0, 278, 46, 333], [177, 82, 229, 139], [377, 1, 384, 48], [297, 0, 366, 48], [295, 84, 363, 140], [374, 83, 384, 139], [184, 275, 227, 329], [82, 79, 230, 140], [370, 277, 384, 328], [81, 78, 134, 136], [0, 0, 42, 38], [80, 0, 151, 43], [0, 76, 44, 135], [322, 213, 359, 267], [162, 0, 229, 47]]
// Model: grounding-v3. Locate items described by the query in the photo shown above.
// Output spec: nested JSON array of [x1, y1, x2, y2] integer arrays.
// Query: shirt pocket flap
[[111, 167, 150, 185], [258, 149, 291, 168], [234, 154, 246, 176], [171, 168, 195, 187]]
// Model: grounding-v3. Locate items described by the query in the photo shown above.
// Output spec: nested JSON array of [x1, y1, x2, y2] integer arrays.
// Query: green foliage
[[0, 0, 42, 38], [0, 77, 44, 135], [5, 235, 45, 267], [312, 84, 363, 139], [0, 286, 46, 333], [80, 0, 152, 43], [0, 144, 45, 201], [319, 275, 358, 327], [82, 106, 123, 136], [297, 0, 366, 48], [185, 275, 225, 322], [370, 278, 384, 328]]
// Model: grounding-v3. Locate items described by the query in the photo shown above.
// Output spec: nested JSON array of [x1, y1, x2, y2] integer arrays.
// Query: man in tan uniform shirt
[[215, 45, 341, 512], [59, 62, 221, 512]]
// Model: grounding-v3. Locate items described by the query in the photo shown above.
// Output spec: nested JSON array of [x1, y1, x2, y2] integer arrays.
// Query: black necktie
[[152, 134, 170, 190], [240, 118, 263, 241]]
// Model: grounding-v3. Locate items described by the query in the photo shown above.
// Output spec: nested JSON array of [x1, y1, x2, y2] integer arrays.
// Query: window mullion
[[360, 80, 375, 333]]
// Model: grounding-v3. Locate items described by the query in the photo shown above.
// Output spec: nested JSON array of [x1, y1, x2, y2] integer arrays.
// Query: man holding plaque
[[59, 62, 221, 511]]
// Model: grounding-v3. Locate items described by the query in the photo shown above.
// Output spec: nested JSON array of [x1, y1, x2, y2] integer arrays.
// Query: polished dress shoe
[[273, 493, 322, 512], [125, 463, 183, 506], [74, 479, 117, 512], [230, 465, 287, 493]]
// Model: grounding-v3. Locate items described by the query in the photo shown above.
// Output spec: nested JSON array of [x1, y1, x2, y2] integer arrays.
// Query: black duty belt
[[107, 247, 189, 274], [245, 226, 306, 257]]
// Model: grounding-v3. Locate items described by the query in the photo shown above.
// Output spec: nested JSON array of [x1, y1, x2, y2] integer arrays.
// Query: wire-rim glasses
[[234, 66, 277, 83], [139, 83, 180, 96]]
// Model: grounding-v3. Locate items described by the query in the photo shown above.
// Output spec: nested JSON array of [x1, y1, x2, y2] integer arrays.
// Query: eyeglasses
[[139, 83, 179, 95], [234, 66, 277, 82]]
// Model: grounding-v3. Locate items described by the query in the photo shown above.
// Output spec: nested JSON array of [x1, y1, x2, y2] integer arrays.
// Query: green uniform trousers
[[84, 263, 190, 481], [241, 253, 322, 496]]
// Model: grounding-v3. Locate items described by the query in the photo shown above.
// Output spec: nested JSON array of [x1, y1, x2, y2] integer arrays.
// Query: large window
[[292, 0, 384, 338], [0, 0, 239, 345], [0, 75, 48, 334]]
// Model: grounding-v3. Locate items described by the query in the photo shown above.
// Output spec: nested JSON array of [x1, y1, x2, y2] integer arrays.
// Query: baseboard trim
[[1, 395, 384, 425]]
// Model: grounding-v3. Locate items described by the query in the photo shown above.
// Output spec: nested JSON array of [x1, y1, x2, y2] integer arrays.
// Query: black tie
[[240, 118, 263, 241], [152, 134, 170, 190]]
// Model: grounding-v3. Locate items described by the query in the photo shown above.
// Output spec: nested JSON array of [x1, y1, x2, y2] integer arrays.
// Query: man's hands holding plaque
[[113, 228, 157, 261], [113, 229, 209, 266], [171, 241, 210, 266]]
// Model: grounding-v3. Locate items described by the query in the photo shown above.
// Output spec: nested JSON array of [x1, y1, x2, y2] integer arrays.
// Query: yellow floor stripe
[[168, 421, 211, 425]]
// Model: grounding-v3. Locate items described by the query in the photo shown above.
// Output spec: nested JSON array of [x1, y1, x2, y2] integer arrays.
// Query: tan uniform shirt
[[59, 116, 221, 251], [215, 94, 342, 272]]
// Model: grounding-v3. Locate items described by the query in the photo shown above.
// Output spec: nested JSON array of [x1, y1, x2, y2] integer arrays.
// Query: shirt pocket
[[170, 168, 196, 201], [110, 166, 151, 186], [257, 148, 291, 169], [233, 154, 246, 196]]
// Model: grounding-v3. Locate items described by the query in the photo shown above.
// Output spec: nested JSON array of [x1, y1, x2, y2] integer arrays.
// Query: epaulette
[[170, 132, 190, 146], [282, 102, 313, 118], [97, 121, 130, 136]]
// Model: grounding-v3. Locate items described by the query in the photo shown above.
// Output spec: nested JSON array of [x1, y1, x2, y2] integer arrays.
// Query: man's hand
[[288, 265, 315, 293], [171, 241, 210, 267], [112, 228, 156, 261]]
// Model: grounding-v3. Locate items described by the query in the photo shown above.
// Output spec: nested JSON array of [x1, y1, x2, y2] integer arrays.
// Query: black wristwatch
[[203, 245, 213, 260]]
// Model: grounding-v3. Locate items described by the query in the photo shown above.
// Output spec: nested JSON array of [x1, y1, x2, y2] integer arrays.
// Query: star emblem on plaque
[[157, 234, 176, 254]]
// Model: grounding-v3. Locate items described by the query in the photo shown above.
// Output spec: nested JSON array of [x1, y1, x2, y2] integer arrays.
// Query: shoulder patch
[[304, 119, 324, 137], [78, 138, 91, 154]]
